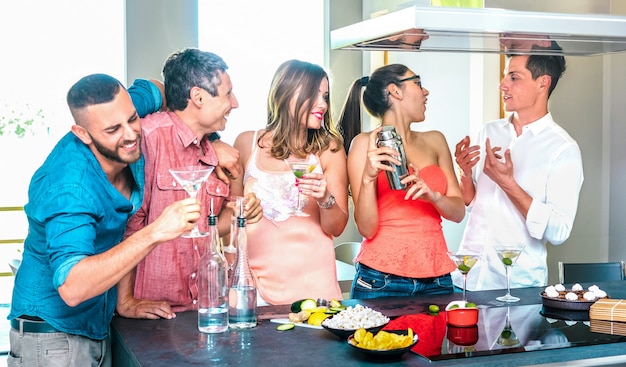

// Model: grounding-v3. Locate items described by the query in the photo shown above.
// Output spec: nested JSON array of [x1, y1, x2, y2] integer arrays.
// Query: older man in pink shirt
[[117, 48, 262, 320]]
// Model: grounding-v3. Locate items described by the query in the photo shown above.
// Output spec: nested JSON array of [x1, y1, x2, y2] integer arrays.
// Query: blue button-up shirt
[[8, 132, 144, 340]]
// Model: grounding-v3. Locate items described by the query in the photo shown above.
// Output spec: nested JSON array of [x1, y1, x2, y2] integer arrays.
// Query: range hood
[[330, 5, 626, 56]]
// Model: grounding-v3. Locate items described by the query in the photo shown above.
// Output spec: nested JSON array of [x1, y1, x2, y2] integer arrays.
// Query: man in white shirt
[[452, 49, 584, 291]]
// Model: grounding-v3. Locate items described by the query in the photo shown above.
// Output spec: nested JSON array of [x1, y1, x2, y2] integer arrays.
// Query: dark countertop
[[111, 281, 626, 367]]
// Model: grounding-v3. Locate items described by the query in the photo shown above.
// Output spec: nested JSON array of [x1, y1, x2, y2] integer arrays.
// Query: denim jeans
[[351, 263, 454, 299], [7, 328, 111, 367]]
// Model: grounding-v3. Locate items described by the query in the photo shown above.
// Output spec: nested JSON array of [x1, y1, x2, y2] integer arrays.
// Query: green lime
[[448, 304, 460, 310], [428, 304, 440, 313], [276, 323, 295, 331], [502, 258, 513, 266], [458, 264, 470, 273], [465, 302, 476, 308]]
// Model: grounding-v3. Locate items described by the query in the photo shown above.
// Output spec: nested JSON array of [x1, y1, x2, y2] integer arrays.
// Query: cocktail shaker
[[376, 126, 409, 190]]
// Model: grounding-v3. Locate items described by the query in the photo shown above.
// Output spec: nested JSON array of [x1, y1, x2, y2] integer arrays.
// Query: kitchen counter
[[111, 281, 626, 367]]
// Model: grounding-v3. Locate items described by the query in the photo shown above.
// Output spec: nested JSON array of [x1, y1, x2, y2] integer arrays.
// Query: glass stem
[[462, 273, 468, 302], [296, 191, 301, 212], [505, 266, 511, 296]]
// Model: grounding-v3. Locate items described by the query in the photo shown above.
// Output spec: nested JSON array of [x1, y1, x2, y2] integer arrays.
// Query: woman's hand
[[363, 127, 403, 184], [402, 164, 440, 202], [297, 172, 332, 203]]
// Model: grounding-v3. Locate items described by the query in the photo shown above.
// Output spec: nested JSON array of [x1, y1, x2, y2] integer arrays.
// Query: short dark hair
[[67, 73, 124, 110], [508, 43, 566, 97], [162, 48, 228, 111]]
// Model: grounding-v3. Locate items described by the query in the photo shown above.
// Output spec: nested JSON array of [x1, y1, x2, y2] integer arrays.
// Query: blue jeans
[[351, 263, 454, 299]]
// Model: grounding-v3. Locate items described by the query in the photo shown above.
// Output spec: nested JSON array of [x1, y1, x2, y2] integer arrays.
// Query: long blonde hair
[[260, 59, 343, 159]]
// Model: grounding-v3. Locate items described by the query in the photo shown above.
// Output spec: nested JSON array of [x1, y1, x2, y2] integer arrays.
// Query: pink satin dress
[[241, 133, 342, 305]]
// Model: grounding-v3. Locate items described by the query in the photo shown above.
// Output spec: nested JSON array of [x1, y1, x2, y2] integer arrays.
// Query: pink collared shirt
[[125, 111, 229, 312]]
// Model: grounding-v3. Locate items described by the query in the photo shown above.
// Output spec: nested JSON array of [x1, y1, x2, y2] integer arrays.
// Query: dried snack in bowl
[[350, 328, 415, 350]]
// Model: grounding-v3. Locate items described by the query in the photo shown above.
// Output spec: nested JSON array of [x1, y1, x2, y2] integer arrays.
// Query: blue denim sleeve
[[128, 79, 162, 118], [38, 184, 100, 289]]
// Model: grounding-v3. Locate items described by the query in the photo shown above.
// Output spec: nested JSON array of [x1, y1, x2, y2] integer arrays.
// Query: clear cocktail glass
[[169, 166, 214, 238], [494, 244, 525, 302], [449, 253, 479, 302], [284, 155, 319, 217]]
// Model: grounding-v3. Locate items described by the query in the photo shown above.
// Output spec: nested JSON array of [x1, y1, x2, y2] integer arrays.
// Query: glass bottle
[[228, 199, 257, 329], [197, 199, 229, 333]]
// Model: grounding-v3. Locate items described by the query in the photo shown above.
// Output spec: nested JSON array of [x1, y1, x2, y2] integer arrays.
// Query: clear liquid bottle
[[197, 199, 229, 333], [228, 199, 257, 329]]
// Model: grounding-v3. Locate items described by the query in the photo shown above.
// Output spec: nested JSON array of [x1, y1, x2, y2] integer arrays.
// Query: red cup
[[446, 308, 479, 327], [447, 325, 479, 346]]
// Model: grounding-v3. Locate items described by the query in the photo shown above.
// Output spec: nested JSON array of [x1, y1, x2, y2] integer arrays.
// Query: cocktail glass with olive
[[494, 244, 525, 303], [449, 253, 479, 302]]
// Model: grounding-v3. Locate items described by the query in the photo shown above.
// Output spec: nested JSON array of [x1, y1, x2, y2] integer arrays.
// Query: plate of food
[[540, 283, 608, 311], [347, 329, 418, 360]]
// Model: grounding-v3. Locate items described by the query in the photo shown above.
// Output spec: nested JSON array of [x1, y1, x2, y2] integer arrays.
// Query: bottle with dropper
[[197, 198, 229, 333], [228, 198, 257, 329]]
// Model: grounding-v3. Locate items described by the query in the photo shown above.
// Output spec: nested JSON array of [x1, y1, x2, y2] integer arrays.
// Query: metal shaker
[[376, 126, 409, 190]]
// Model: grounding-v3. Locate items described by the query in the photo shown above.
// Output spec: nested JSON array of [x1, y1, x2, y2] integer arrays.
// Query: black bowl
[[347, 330, 419, 360], [540, 292, 604, 311], [321, 318, 389, 340]]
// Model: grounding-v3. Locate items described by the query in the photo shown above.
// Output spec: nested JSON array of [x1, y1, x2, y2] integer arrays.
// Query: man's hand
[[483, 138, 512, 185], [212, 140, 243, 184], [454, 135, 480, 178], [116, 297, 176, 320], [148, 198, 201, 242]]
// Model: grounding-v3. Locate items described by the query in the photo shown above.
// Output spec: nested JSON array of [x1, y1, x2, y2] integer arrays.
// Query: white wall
[[608, 1, 626, 262]]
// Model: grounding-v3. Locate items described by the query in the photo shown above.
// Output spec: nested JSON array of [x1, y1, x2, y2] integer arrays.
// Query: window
[[0, 0, 125, 297], [198, 0, 326, 145]]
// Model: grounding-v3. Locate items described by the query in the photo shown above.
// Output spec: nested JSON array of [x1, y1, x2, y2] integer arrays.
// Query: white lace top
[[243, 131, 322, 222]]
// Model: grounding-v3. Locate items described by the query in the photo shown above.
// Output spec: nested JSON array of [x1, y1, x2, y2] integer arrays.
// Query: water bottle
[[228, 200, 257, 329], [376, 126, 409, 190], [197, 200, 229, 333]]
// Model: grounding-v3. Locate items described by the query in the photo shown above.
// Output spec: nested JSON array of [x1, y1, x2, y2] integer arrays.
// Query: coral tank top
[[354, 165, 456, 278]]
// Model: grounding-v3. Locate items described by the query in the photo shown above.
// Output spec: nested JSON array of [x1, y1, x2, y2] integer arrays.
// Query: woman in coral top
[[231, 60, 349, 305], [338, 64, 465, 299]]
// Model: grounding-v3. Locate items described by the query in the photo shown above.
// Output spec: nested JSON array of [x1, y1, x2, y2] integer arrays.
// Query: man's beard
[[89, 132, 142, 164]]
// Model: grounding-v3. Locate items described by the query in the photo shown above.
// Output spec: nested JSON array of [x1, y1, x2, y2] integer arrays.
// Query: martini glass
[[494, 244, 525, 302], [169, 166, 214, 238], [496, 307, 521, 347], [284, 155, 319, 217], [449, 253, 479, 302]]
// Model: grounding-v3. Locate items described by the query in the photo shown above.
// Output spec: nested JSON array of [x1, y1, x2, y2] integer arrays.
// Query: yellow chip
[[354, 328, 367, 343]]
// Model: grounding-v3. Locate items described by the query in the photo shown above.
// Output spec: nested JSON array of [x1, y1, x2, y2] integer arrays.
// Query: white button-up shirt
[[453, 113, 584, 291]]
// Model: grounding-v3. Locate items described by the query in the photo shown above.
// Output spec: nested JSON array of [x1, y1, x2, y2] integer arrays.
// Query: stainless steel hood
[[330, 5, 626, 56]]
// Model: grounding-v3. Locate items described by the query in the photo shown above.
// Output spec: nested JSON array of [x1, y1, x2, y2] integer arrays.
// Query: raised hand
[[454, 135, 480, 178], [483, 138, 513, 185]]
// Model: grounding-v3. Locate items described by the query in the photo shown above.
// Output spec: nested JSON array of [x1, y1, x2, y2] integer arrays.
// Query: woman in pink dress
[[338, 64, 465, 299], [231, 60, 349, 305]]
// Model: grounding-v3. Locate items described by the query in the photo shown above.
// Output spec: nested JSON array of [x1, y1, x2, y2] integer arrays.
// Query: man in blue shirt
[[7, 74, 202, 366]]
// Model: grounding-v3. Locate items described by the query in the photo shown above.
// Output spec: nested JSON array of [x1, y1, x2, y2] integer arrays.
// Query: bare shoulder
[[234, 130, 263, 149], [350, 132, 372, 151]]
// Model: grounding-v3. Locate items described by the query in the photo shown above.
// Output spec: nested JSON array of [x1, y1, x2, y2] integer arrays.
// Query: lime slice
[[276, 323, 295, 331]]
